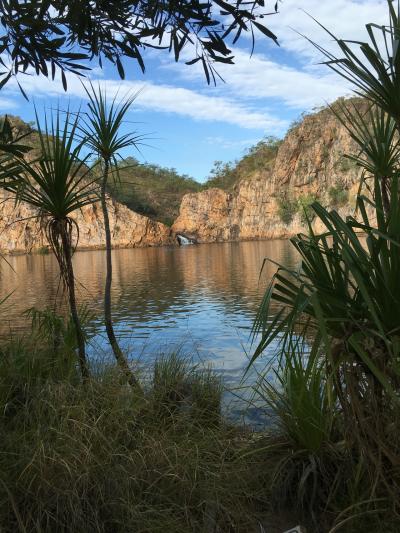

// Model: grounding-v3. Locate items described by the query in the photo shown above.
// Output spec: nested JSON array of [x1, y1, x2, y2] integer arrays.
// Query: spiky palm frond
[[2, 109, 98, 217], [78, 83, 143, 389], [0, 115, 31, 157], [79, 82, 144, 173], [332, 102, 400, 180], [309, 1, 400, 124], [250, 174, 400, 400], [0, 109, 97, 380]]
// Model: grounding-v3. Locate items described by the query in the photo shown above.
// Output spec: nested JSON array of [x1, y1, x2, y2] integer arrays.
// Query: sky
[[0, 0, 388, 182]]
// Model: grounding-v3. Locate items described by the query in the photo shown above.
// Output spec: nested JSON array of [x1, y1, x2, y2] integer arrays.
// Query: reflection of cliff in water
[[0, 240, 299, 340]]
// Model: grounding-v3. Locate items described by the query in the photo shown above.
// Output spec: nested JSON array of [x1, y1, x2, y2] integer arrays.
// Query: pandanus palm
[[310, 1, 400, 128], [79, 84, 143, 388], [0, 110, 98, 380], [251, 1, 400, 484], [331, 102, 400, 216]]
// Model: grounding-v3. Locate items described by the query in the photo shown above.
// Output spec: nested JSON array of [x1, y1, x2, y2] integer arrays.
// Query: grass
[[0, 322, 281, 533], [251, 334, 400, 532], [1, 311, 397, 532]]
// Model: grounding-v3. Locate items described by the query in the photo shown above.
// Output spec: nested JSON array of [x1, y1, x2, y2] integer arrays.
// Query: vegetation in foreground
[[250, 3, 400, 532], [0, 321, 286, 533]]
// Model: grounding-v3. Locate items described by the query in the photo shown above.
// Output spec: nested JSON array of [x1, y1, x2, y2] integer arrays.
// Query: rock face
[[173, 101, 368, 242], [0, 100, 373, 254], [0, 193, 174, 254]]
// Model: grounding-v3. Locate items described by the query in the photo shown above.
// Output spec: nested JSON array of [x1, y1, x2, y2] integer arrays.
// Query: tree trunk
[[100, 160, 141, 389], [60, 222, 90, 382]]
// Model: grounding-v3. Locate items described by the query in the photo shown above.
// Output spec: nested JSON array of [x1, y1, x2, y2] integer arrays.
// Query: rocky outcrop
[[173, 101, 367, 242], [0, 100, 372, 253], [0, 193, 174, 254]]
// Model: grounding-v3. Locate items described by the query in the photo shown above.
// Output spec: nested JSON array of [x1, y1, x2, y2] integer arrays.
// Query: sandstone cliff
[[0, 192, 174, 254], [0, 100, 372, 253], [172, 101, 368, 242]]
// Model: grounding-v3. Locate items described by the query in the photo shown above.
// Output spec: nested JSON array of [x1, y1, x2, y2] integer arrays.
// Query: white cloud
[[3, 1, 389, 134], [265, 0, 388, 61], [205, 136, 259, 150], [6, 74, 287, 131], [0, 97, 18, 111], [162, 0, 389, 110]]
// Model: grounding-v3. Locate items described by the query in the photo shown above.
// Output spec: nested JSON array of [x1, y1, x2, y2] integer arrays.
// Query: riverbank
[[0, 322, 399, 533], [0, 332, 292, 532]]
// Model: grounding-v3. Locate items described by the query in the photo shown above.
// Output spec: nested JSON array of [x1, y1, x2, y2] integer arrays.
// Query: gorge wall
[[0, 193, 174, 254], [172, 101, 367, 242], [0, 99, 369, 254]]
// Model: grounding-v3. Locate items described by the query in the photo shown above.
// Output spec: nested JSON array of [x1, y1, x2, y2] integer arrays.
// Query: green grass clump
[[276, 194, 298, 225], [0, 334, 271, 533], [297, 193, 318, 225], [328, 185, 349, 207]]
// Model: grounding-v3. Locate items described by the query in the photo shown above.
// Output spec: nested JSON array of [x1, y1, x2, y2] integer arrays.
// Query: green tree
[[0, 110, 98, 380], [0, 0, 279, 90], [80, 84, 142, 388]]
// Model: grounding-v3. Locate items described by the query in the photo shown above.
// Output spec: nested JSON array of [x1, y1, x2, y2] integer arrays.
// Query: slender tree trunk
[[100, 159, 141, 389], [60, 223, 90, 382]]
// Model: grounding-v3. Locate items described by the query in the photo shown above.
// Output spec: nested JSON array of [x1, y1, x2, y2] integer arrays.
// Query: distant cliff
[[0, 99, 371, 254], [0, 192, 174, 254], [172, 98, 368, 242]]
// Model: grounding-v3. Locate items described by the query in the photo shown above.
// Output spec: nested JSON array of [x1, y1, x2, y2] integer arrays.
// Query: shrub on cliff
[[328, 184, 348, 207], [276, 194, 298, 225], [297, 193, 318, 225]]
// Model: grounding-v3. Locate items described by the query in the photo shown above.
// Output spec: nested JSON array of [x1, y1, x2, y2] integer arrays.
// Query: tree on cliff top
[[0, 0, 279, 91]]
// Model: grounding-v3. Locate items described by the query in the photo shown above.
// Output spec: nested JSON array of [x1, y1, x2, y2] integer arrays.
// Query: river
[[0, 240, 299, 419]]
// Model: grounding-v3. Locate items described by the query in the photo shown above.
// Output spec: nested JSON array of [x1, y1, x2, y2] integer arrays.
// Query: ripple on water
[[0, 240, 299, 395]]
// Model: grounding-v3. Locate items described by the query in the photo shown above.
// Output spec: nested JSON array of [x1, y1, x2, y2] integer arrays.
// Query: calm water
[[0, 240, 299, 399]]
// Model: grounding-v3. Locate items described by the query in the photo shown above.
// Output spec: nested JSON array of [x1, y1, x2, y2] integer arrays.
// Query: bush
[[339, 156, 357, 173], [297, 193, 318, 224], [328, 185, 348, 207], [276, 194, 298, 225]]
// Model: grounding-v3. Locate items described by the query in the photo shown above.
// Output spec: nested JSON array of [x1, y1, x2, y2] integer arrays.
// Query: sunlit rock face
[[1, 100, 375, 254], [0, 193, 174, 254], [172, 100, 372, 242]]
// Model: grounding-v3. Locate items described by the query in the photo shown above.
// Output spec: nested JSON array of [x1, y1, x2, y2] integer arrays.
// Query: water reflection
[[0, 240, 299, 384]]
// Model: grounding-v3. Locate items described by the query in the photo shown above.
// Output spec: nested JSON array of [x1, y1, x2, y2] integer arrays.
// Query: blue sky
[[0, 0, 387, 182]]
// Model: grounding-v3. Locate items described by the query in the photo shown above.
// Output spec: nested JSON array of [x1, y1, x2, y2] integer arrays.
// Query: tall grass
[[0, 322, 274, 532]]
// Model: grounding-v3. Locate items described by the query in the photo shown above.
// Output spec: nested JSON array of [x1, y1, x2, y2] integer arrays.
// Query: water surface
[[0, 240, 299, 394]]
